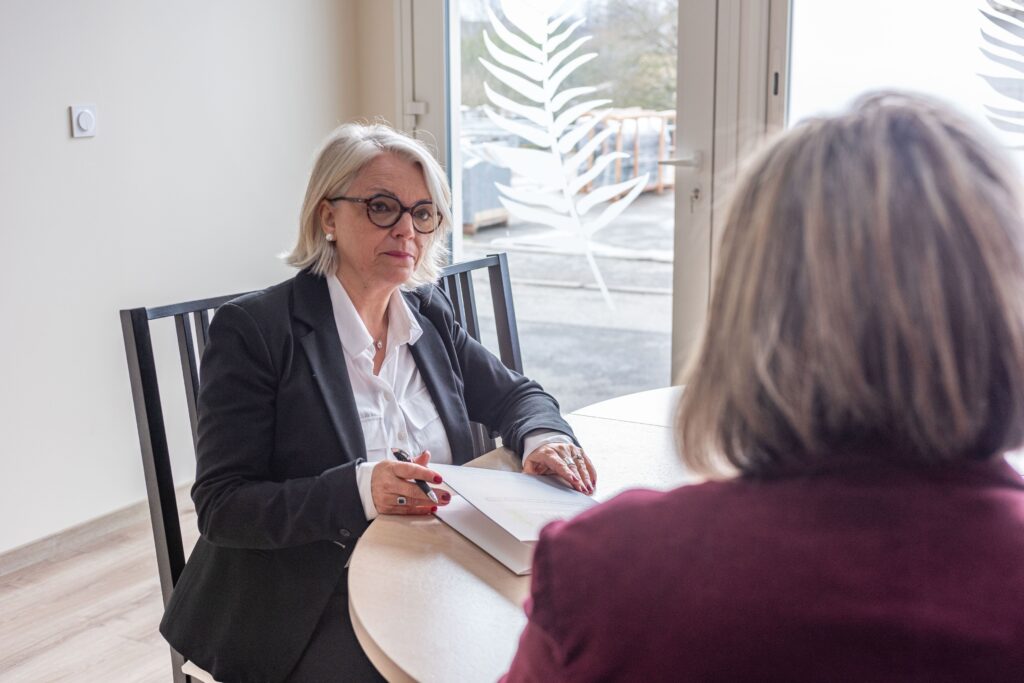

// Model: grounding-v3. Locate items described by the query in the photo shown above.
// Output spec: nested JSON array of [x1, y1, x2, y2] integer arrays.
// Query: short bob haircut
[[677, 91, 1024, 479], [286, 122, 452, 287]]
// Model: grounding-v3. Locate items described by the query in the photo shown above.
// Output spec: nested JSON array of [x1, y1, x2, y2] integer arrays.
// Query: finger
[[376, 485, 441, 515], [396, 480, 451, 507], [391, 462, 443, 484], [414, 450, 431, 465], [575, 451, 594, 494], [553, 453, 584, 492], [582, 452, 597, 486], [432, 486, 452, 506]]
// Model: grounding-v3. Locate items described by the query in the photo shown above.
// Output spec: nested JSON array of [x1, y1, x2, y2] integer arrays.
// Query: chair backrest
[[120, 291, 250, 683], [119, 253, 521, 609], [439, 253, 523, 454]]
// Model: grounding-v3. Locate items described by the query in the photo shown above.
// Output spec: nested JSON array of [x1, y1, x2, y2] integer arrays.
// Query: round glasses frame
[[327, 193, 441, 234]]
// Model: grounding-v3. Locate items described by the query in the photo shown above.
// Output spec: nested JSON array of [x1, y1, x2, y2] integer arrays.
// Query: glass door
[[448, 0, 718, 411], [788, 0, 1023, 163], [784, 0, 1024, 472]]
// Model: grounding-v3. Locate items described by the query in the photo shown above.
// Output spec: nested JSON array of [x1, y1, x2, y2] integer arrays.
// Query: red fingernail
[[433, 476, 443, 484], [441, 493, 451, 502], [431, 506, 438, 513]]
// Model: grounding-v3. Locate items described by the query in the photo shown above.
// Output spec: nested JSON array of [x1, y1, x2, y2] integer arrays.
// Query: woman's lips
[[384, 251, 414, 260]]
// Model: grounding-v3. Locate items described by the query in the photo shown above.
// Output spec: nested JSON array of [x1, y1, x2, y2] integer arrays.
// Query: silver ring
[[396, 496, 407, 506]]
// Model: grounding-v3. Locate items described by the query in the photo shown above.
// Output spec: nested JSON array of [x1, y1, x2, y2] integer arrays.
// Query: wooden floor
[[0, 507, 200, 682]]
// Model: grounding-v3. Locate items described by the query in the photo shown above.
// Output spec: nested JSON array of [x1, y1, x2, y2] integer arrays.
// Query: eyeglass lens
[[367, 195, 438, 233]]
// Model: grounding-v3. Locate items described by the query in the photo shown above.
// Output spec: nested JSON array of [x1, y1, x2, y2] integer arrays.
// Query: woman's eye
[[368, 201, 393, 214], [413, 208, 434, 221]]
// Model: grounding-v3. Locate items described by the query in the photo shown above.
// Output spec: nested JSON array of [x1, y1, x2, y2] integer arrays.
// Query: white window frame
[[404, 0, 792, 381]]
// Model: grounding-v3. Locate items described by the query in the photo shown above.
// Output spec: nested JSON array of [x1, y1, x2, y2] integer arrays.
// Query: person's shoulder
[[227, 273, 297, 313], [222, 272, 301, 321], [540, 482, 726, 552], [209, 272, 303, 341], [403, 283, 456, 331], [405, 282, 450, 313]]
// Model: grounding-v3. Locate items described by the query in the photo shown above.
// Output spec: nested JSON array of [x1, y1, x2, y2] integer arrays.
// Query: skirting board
[[0, 481, 194, 578]]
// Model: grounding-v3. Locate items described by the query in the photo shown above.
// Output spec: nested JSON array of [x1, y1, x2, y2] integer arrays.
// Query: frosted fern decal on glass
[[979, 0, 1024, 147], [479, 0, 650, 307]]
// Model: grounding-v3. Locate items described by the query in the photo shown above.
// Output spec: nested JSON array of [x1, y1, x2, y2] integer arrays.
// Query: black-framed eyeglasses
[[327, 193, 441, 234]]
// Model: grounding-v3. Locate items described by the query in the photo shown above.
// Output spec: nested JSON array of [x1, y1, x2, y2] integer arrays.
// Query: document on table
[[432, 464, 598, 575]]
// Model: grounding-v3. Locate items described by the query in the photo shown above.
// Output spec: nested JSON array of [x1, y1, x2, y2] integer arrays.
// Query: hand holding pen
[[368, 448, 451, 515], [391, 448, 440, 503]]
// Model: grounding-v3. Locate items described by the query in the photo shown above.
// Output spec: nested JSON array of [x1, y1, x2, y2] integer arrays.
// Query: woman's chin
[[381, 266, 415, 288]]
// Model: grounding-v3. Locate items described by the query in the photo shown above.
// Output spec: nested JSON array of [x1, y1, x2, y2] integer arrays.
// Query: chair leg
[[171, 646, 190, 683]]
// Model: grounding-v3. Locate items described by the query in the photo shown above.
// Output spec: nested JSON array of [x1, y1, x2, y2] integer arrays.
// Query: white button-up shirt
[[326, 275, 569, 521]]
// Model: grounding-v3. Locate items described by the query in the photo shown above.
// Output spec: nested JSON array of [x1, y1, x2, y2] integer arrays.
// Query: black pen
[[391, 448, 439, 504]]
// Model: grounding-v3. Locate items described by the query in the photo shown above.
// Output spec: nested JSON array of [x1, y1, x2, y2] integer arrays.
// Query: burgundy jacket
[[504, 457, 1024, 682]]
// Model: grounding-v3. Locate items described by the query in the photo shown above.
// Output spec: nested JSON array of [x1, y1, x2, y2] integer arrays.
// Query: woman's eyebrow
[[365, 187, 432, 203]]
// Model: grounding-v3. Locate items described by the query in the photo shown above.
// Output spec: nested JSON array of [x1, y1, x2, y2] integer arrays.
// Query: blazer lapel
[[292, 270, 366, 462], [405, 292, 476, 465]]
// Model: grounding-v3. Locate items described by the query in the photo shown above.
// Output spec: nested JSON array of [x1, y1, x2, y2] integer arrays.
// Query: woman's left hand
[[523, 443, 596, 495]]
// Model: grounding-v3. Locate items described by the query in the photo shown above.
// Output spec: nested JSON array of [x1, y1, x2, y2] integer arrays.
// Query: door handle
[[658, 152, 703, 170]]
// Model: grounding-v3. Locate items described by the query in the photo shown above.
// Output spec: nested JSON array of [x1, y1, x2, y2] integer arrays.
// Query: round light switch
[[76, 109, 95, 133]]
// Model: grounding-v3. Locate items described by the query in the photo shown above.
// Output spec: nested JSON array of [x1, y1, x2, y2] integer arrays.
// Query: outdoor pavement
[[459, 190, 676, 413]]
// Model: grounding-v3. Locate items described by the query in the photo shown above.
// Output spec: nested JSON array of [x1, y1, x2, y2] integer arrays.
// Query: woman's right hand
[[370, 450, 451, 515]]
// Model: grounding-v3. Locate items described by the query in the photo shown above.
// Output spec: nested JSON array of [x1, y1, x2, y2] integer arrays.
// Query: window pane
[[457, 0, 677, 411], [790, 0, 1024, 167]]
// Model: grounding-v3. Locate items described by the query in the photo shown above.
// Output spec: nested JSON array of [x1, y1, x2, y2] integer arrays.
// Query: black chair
[[439, 253, 523, 454], [120, 253, 521, 682]]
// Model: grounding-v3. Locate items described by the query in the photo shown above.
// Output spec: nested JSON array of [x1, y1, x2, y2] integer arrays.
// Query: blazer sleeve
[[503, 521, 571, 682], [428, 286, 577, 456], [190, 302, 369, 550]]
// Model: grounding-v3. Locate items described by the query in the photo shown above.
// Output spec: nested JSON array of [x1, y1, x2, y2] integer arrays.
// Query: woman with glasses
[[158, 123, 595, 682]]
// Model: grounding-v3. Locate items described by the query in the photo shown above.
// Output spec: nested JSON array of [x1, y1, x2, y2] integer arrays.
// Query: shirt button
[[398, 432, 407, 441], [339, 528, 351, 538]]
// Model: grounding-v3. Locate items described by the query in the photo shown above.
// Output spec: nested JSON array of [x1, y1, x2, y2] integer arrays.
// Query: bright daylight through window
[[456, 0, 678, 411]]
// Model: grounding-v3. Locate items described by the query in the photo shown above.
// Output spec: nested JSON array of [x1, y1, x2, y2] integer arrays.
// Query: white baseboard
[[0, 481, 194, 578]]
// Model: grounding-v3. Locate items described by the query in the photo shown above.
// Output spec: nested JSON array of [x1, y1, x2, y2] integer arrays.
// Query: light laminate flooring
[[0, 508, 200, 682]]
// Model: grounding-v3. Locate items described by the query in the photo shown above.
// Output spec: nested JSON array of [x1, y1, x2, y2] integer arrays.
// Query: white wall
[[353, 0, 399, 125], [0, 0, 361, 554]]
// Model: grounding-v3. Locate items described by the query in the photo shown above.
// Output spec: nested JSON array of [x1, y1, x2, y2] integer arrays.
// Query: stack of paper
[[431, 464, 598, 575]]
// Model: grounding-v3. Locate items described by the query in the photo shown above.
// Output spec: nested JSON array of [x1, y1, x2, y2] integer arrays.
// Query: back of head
[[677, 91, 1024, 478]]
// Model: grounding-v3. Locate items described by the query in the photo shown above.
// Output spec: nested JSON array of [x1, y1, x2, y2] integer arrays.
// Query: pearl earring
[[326, 233, 336, 242]]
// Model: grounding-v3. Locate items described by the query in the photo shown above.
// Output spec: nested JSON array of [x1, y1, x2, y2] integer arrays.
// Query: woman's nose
[[390, 211, 416, 237]]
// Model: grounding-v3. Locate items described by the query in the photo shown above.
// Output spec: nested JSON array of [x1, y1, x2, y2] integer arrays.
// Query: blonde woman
[[159, 123, 595, 682], [504, 92, 1024, 681]]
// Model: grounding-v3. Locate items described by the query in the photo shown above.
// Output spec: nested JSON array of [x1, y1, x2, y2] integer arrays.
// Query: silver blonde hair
[[286, 122, 452, 286]]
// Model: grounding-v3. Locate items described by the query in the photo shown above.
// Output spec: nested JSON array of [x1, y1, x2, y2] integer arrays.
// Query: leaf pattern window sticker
[[473, 0, 651, 309], [980, 0, 1024, 147]]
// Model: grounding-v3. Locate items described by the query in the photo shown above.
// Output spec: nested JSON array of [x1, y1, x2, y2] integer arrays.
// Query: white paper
[[435, 494, 534, 575], [432, 464, 597, 542]]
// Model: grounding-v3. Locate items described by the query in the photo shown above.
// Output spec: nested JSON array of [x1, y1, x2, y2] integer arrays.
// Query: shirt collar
[[325, 274, 422, 357]]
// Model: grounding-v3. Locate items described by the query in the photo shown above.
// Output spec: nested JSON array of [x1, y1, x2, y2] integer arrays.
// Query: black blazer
[[160, 270, 575, 682]]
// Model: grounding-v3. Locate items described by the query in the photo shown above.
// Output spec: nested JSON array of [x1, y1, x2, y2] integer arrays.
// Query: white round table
[[348, 386, 693, 682]]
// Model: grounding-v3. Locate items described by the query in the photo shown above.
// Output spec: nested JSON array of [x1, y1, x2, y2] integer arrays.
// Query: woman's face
[[321, 152, 434, 297]]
